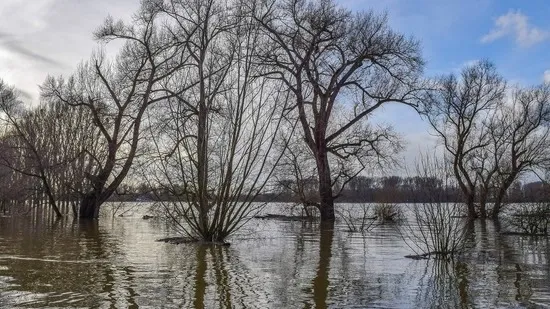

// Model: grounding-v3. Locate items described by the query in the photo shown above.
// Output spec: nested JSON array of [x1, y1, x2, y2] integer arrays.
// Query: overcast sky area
[[2, 0, 550, 175]]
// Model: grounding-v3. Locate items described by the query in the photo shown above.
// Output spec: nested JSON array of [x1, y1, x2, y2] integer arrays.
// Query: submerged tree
[[145, 0, 290, 242], [1, 80, 102, 217], [253, 0, 424, 221], [424, 61, 550, 218], [0, 82, 37, 212], [41, 4, 190, 219], [423, 61, 506, 218], [490, 85, 550, 217]]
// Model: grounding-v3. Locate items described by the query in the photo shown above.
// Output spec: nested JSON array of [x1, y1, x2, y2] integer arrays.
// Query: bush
[[505, 202, 550, 235], [373, 203, 404, 223], [403, 202, 468, 259], [401, 155, 469, 259]]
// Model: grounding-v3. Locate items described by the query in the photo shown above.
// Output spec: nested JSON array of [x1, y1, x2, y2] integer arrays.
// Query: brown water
[[0, 203, 549, 308]]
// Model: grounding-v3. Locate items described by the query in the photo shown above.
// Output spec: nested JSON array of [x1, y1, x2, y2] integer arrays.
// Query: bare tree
[[252, 0, 424, 221], [424, 61, 550, 219], [41, 3, 190, 219], [34, 99, 105, 216], [0, 80, 65, 217], [0, 85, 35, 213], [423, 60, 506, 218], [505, 202, 550, 235], [467, 111, 505, 218], [274, 107, 401, 218], [1, 80, 104, 217], [490, 85, 550, 217], [145, 0, 290, 242]]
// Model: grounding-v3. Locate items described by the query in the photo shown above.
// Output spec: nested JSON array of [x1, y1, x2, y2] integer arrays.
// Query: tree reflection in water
[[411, 219, 549, 309], [189, 244, 256, 309], [414, 259, 470, 309], [310, 222, 333, 309], [194, 246, 207, 309]]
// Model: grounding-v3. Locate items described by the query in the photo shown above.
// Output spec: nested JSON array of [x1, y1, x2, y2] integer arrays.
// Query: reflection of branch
[[336, 205, 376, 233], [414, 259, 466, 308]]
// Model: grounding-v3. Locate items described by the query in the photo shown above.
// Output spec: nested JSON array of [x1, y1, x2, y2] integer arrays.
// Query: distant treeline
[[261, 176, 549, 204], [107, 176, 549, 204]]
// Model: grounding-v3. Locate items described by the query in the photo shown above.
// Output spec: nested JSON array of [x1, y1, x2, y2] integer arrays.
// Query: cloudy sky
[[1, 0, 550, 172]]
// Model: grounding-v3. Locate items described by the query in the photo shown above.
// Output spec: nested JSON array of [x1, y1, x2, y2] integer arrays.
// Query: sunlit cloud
[[481, 11, 549, 47]]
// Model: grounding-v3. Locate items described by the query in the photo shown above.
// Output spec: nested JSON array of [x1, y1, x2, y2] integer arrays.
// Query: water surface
[[0, 203, 549, 308]]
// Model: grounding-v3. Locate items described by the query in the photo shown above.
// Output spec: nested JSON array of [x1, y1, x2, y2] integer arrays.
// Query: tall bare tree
[[252, 0, 424, 221], [0, 82, 37, 213], [490, 85, 550, 217], [1, 79, 104, 217], [41, 4, 190, 219], [424, 61, 550, 218], [466, 111, 505, 218], [274, 108, 401, 216], [1, 81, 65, 217], [423, 61, 506, 218], [145, 0, 290, 242]]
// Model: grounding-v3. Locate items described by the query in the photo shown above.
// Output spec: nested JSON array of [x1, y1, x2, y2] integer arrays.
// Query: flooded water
[[0, 203, 549, 308]]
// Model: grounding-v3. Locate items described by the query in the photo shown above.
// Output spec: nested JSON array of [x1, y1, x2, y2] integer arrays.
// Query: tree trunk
[[492, 177, 514, 219], [46, 192, 63, 218], [39, 172, 63, 218], [453, 158, 477, 219], [492, 192, 505, 219], [479, 187, 488, 219], [79, 191, 101, 219], [197, 99, 209, 234], [466, 193, 477, 219], [319, 196, 335, 221], [316, 150, 335, 221]]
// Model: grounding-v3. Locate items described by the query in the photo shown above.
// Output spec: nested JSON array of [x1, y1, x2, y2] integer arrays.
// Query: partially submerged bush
[[337, 203, 403, 233], [373, 203, 404, 223], [505, 202, 550, 235], [282, 202, 319, 219], [141, 0, 292, 243], [402, 155, 469, 259], [403, 202, 468, 259]]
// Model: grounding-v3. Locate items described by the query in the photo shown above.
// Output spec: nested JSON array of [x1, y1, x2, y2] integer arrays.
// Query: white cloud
[[481, 11, 549, 47], [544, 70, 550, 83], [0, 0, 139, 105], [0, 0, 57, 33]]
